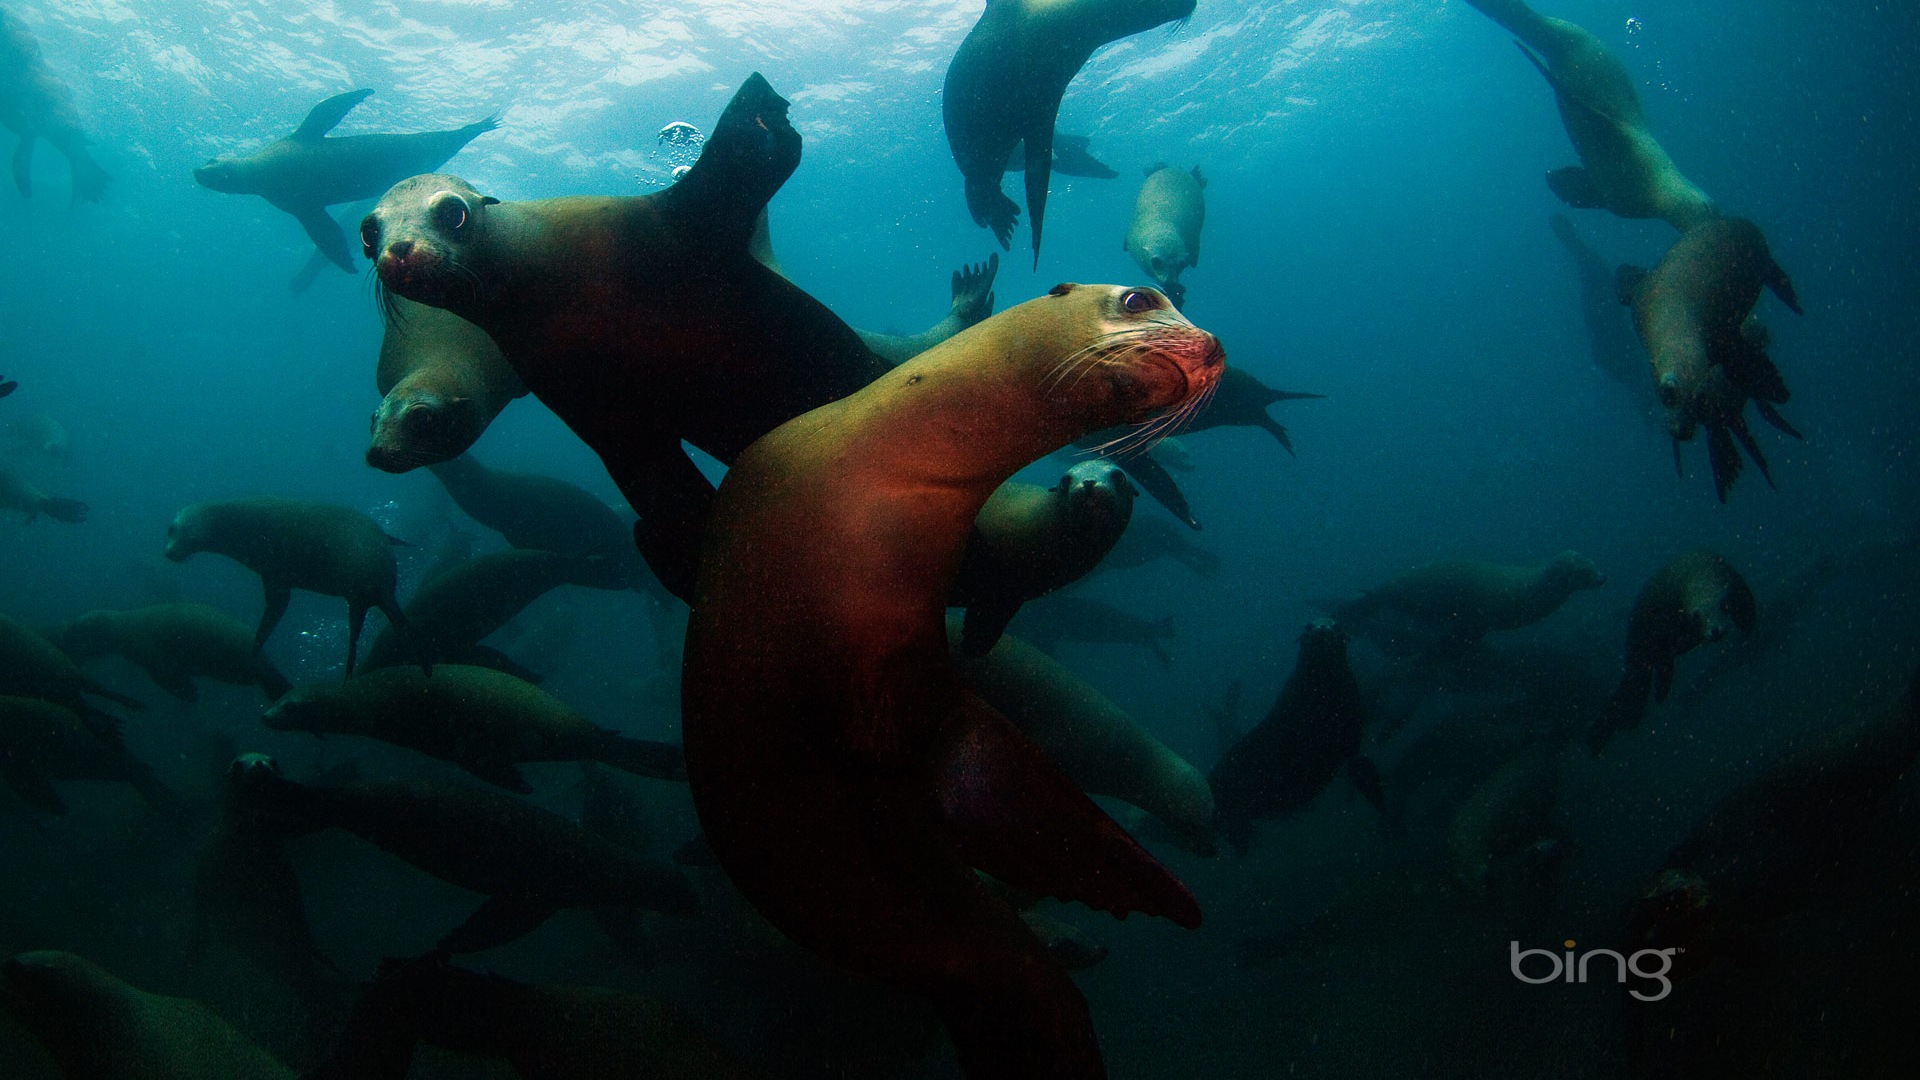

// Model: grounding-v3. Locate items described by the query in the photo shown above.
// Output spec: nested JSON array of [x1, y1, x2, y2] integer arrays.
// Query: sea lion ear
[[1047, 283, 1076, 297]]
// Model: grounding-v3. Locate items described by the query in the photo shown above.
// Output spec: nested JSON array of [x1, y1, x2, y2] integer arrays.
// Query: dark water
[[3, 0, 1917, 1076]]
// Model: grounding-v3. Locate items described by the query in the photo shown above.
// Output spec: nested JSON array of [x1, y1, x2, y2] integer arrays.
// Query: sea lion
[[1618, 216, 1803, 500], [226, 754, 699, 955], [942, 0, 1197, 263], [163, 496, 412, 677], [195, 89, 497, 272], [0, 694, 180, 817], [0, 10, 109, 201], [0, 613, 143, 731], [1208, 620, 1382, 856], [1589, 550, 1755, 753], [262, 664, 684, 792], [1462, 0, 1714, 231], [364, 74, 896, 601], [952, 458, 1138, 655], [0, 461, 83, 522], [682, 282, 1216, 1078], [855, 254, 1001, 364], [1124, 165, 1205, 309], [1548, 213, 1643, 392], [52, 603, 293, 703], [360, 549, 632, 676], [304, 957, 758, 1080], [0, 374, 15, 396], [1, 950, 295, 1080], [1188, 363, 1322, 453], [952, 621, 1216, 855], [427, 455, 638, 561], [1008, 594, 1175, 665], [367, 297, 526, 472], [1002, 133, 1119, 179], [2, 410, 73, 462], [1443, 743, 1564, 910], [1333, 550, 1606, 663]]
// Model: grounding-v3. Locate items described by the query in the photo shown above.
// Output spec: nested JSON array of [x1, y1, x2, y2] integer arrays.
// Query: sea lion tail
[[667, 72, 802, 252], [37, 496, 87, 524]]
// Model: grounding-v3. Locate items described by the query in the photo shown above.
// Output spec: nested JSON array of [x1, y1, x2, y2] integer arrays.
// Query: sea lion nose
[[385, 239, 415, 263]]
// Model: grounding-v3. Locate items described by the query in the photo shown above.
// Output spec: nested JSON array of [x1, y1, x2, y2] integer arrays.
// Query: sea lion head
[[261, 686, 333, 735], [1039, 284, 1223, 453], [1691, 559, 1757, 643], [1297, 618, 1349, 662], [1056, 460, 1137, 533], [1545, 550, 1606, 593], [162, 504, 210, 562], [192, 154, 261, 194], [368, 386, 478, 473], [51, 611, 116, 663], [362, 174, 501, 310]]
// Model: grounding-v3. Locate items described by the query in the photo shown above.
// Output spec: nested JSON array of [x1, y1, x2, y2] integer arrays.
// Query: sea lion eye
[[430, 193, 471, 232], [359, 217, 381, 258], [1121, 289, 1159, 314]]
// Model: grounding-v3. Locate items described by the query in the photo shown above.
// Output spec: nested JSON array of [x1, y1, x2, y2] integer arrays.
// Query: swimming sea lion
[[1334, 550, 1606, 663], [262, 664, 684, 792], [163, 496, 413, 677], [951, 621, 1217, 855], [1009, 594, 1176, 665], [682, 282, 1216, 1078], [0, 461, 83, 522], [1548, 213, 1643, 392], [0, 695, 180, 817], [855, 254, 1001, 364], [364, 74, 894, 601], [1189, 363, 1322, 453], [227, 754, 698, 955], [1462, 0, 1714, 231], [52, 603, 293, 703], [1617, 216, 1803, 500], [0, 10, 109, 201], [196, 89, 497, 272], [0, 374, 15, 396], [426, 455, 637, 561], [942, 0, 1197, 263], [1589, 549, 1755, 753], [0, 613, 144, 731], [1444, 743, 1563, 908], [2, 410, 73, 462], [952, 458, 1138, 655], [1002, 133, 1120, 179], [1124, 164, 1205, 309], [1, 950, 295, 1080], [1209, 620, 1382, 856], [367, 297, 526, 472]]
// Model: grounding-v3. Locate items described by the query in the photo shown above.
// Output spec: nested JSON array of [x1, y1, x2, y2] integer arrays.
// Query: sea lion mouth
[[1067, 325, 1223, 458]]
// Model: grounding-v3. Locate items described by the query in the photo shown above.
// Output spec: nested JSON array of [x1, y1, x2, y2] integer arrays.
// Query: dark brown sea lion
[[942, 0, 1197, 263], [1008, 594, 1176, 664], [1189, 363, 1323, 453], [262, 664, 684, 792], [0, 694, 180, 817], [0, 460, 83, 522], [1334, 550, 1607, 662], [364, 74, 893, 601], [0, 9, 109, 201], [1462, 0, 1714, 231], [196, 89, 497, 271], [52, 602, 293, 702], [1618, 216, 1803, 500], [226, 754, 698, 955], [163, 496, 413, 677], [367, 297, 526, 472], [682, 282, 1216, 1079], [0, 613, 144, 732], [1209, 621, 1381, 856], [1590, 549, 1755, 753]]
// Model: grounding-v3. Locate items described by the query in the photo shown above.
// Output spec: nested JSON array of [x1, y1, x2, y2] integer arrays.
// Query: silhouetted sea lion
[[1463, 0, 1714, 231], [0, 613, 144, 732], [1125, 165, 1205, 309], [1590, 550, 1755, 753], [1618, 216, 1803, 500], [943, 0, 1196, 263], [1334, 550, 1606, 662], [0, 461, 83, 522], [164, 496, 412, 677], [0, 695, 179, 817], [683, 283, 1216, 1079], [1097, 513, 1219, 577], [2, 410, 72, 462], [262, 664, 684, 791], [367, 297, 526, 472], [52, 603, 293, 702], [1209, 620, 1381, 855], [365, 74, 893, 601], [0, 10, 109, 201], [196, 89, 497, 271]]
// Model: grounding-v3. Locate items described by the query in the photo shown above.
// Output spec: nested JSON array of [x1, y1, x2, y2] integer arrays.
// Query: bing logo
[[1510, 939, 1678, 1002]]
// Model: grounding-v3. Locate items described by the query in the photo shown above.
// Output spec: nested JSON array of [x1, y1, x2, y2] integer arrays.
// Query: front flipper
[[663, 73, 802, 255], [619, 443, 718, 605], [1728, 415, 1777, 491], [292, 205, 359, 273], [11, 134, 35, 198], [965, 173, 1019, 250], [1021, 127, 1055, 268], [1546, 166, 1608, 210], [256, 581, 293, 652], [435, 895, 557, 955], [293, 89, 375, 141], [951, 252, 999, 327], [1754, 401, 1802, 440], [1111, 452, 1199, 530], [933, 693, 1202, 929]]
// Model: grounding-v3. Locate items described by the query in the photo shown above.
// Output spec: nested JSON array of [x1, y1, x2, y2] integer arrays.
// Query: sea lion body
[[1124, 165, 1205, 309], [1010, 595, 1176, 664], [163, 496, 408, 676], [263, 665, 684, 791], [1337, 550, 1605, 662], [0, 461, 84, 522], [3, 410, 73, 462], [1444, 744, 1563, 903], [365, 75, 892, 600], [1464, 0, 1713, 230], [942, 0, 1196, 262], [952, 622, 1216, 854], [0, 613, 143, 728], [368, 298, 526, 472], [1209, 621, 1382, 855], [53, 603, 291, 703], [682, 283, 1216, 1078], [2, 951, 294, 1080], [1590, 550, 1754, 752], [951, 459, 1137, 655], [228, 755, 698, 954], [0, 695, 177, 816], [195, 89, 496, 271], [0, 10, 109, 201], [1619, 216, 1802, 500], [426, 455, 638, 561]]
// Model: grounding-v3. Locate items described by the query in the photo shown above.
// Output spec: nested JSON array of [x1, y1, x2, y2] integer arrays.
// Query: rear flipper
[[1256, 415, 1296, 455], [1546, 166, 1608, 211], [1727, 415, 1777, 491], [1706, 424, 1743, 502], [933, 693, 1203, 929], [292, 204, 358, 273], [1591, 666, 1653, 753], [965, 173, 1019, 251]]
